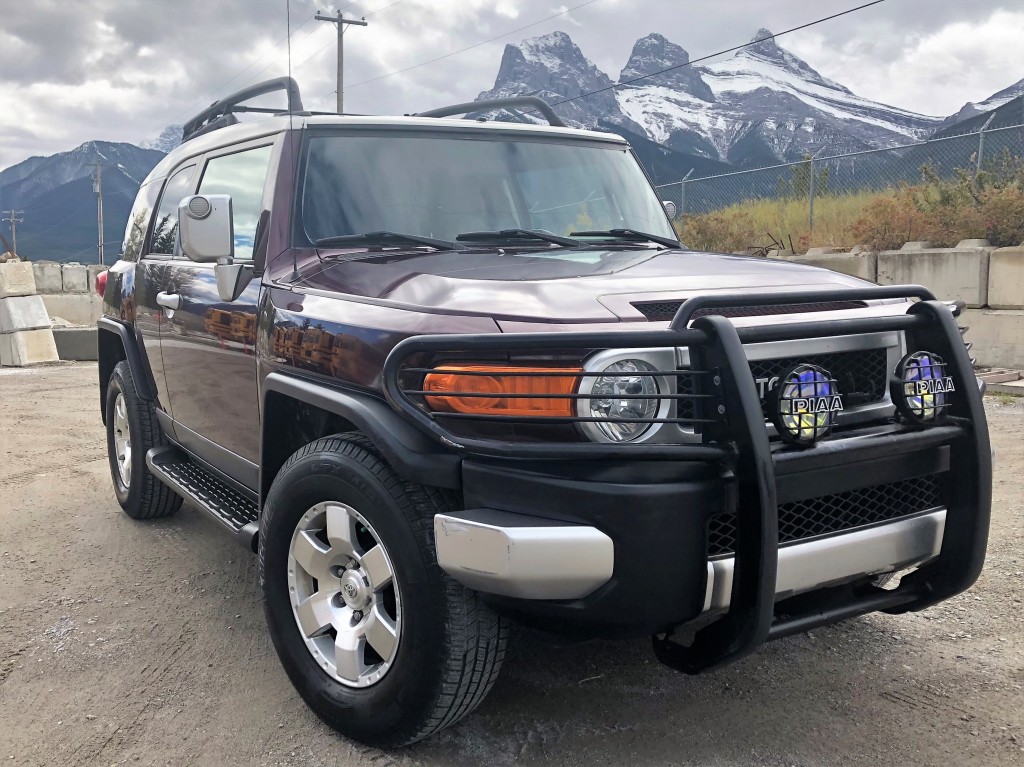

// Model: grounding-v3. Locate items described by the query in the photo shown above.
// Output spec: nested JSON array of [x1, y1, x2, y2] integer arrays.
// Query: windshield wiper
[[570, 228, 682, 250], [315, 231, 461, 251], [455, 228, 581, 248]]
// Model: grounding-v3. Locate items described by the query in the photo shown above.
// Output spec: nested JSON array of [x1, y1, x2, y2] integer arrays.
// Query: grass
[[678, 191, 882, 254], [678, 150, 1024, 254]]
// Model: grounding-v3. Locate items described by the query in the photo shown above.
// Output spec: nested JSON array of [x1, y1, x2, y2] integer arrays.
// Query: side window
[[121, 180, 161, 262], [148, 165, 196, 256], [198, 145, 273, 261]]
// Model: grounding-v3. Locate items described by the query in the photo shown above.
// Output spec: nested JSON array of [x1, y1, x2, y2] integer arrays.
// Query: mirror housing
[[177, 194, 234, 263], [662, 200, 678, 219]]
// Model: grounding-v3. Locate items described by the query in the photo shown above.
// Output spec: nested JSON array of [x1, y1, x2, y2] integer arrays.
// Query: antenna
[[286, 1, 301, 283]]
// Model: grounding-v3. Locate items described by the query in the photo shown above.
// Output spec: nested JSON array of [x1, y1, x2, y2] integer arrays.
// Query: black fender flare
[[260, 372, 462, 492], [97, 317, 159, 423]]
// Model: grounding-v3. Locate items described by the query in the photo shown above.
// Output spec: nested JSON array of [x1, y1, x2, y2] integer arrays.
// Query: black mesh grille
[[633, 300, 868, 322], [677, 347, 889, 420], [706, 474, 944, 557]]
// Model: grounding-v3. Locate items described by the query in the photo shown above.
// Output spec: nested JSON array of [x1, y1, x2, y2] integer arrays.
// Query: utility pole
[[2, 210, 23, 256], [91, 163, 105, 265], [315, 9, 368, 114]]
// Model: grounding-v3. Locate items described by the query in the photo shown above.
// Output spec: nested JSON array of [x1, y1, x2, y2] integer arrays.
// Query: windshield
[[299, 132, 675, 246]]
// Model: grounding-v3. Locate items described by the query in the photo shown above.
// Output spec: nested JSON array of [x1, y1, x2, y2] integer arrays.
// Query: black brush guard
[[382, 285, 992, 673]]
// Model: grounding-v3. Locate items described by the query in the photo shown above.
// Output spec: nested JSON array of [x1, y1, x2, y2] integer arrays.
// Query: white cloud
[[0, 0, 1022, 170], [787, 9, 1024, 115]]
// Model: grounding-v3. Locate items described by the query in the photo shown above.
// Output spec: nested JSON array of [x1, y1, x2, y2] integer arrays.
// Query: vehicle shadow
[[404, 618, 948, 766]]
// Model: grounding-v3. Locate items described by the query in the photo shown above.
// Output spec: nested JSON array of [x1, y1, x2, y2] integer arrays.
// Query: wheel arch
[[259, 372, 461, 507], [97, 318, 156, 424]]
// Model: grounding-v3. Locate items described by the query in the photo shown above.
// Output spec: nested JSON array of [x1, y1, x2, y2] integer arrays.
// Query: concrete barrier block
[[86, 264, 105, 292], [987, 246, 1024, 310], [62, 263, 88, 293], [31, 261, 63, 293], [788, 252, 877, 282], [877, 248, 990, 307], [900, 241, 933, 251], [39, 293, 103, 326], [0, 328, 59, 366], [961, 309, 1024, 369], [0, 261, 37, 298], [0, 295, 52, 333], [52, 327, 98, 361]]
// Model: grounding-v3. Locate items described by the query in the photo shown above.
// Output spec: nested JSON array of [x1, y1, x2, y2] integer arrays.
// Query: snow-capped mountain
[[0, 141, 165, 262], [0, 140, 162, 211], [141, 124, 183, 154], [945, 77, 1024, 126], [474, 29, 989, 168]]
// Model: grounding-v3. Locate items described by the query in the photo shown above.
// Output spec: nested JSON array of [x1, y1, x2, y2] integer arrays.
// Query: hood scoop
[[632, 299, 868, 322]]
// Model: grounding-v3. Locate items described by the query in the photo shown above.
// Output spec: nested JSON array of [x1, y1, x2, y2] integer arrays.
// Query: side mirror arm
[[215, 259, 254, 302]]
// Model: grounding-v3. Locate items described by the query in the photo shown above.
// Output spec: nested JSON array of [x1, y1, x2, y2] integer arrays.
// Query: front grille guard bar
[[382, 284, 992, 673]]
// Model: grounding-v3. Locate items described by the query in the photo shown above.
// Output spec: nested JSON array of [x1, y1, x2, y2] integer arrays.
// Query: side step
[[146, 446, 259, 550]]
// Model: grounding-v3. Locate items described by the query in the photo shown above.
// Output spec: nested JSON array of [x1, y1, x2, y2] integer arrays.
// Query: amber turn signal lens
[[423, 365, 582, 417]]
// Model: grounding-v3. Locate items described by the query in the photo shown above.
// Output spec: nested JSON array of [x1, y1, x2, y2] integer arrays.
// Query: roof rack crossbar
[[417, 96, 566, 128], [181, 77, 305, 143]]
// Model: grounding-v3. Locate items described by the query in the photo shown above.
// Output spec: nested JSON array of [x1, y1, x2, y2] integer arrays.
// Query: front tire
[[105, 361, 182, 519], [260, 435, 508, 747]]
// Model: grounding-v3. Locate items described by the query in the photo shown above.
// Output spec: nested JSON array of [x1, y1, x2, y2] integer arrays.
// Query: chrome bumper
[[704, 509, 947, 612], [434, 509, 614, 600]]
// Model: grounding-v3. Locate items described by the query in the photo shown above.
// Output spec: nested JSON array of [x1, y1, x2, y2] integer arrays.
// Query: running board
[[146, 446, 259, 550]]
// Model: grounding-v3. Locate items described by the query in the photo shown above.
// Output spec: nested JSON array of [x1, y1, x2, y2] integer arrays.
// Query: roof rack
[[181, 77, 305, 143], [417, 96, 566, 128]]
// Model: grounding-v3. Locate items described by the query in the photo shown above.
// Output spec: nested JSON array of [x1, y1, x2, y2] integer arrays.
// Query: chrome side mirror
[[177, 195, 234, 263], [663, 200, 678, 218]]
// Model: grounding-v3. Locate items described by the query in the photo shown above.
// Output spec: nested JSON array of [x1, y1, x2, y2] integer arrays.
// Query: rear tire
[[105, 361, 182, 520], [260, 435, 508, 747]]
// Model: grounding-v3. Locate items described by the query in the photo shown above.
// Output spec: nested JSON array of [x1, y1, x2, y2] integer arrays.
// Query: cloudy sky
[[1, 0, 1022, 170]]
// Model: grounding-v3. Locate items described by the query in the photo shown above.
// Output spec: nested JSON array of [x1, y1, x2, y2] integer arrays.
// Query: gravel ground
[[0, 362, 1022, 767]]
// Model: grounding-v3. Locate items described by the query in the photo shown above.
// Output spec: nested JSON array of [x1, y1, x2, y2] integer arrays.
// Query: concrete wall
[[28, 261, 105, 326], [773, 240, 1024, 368]]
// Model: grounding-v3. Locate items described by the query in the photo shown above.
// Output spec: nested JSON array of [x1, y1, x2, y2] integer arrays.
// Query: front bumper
[[388, 287, 992, 671]]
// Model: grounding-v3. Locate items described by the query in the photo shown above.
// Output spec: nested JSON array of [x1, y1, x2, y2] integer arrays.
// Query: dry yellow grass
[[678, 191, 884, 254]]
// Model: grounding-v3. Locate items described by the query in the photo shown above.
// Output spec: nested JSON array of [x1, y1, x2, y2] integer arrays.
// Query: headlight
[[586, 359, 661, 442]]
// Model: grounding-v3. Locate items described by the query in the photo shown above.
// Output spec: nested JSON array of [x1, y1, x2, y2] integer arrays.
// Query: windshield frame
[[292, 125, 675, 250]]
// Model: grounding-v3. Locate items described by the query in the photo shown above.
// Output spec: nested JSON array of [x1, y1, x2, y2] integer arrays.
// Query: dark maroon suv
[[97, 78, 991, 747]]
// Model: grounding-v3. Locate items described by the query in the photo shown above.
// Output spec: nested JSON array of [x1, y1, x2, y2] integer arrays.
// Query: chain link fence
[[654, 123, 1024, 230]]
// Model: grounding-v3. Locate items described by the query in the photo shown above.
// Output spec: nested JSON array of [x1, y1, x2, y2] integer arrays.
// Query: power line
[[341, 0, 600, 93], [170, 15, 319, 125], [541, 0, 887, 112]]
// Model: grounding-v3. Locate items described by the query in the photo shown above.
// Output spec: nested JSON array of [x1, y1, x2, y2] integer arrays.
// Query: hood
[[301, 247, 871, 324]]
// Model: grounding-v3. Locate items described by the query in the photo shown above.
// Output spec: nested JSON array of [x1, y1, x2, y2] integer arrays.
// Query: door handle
[[156, 292, 182, 310]]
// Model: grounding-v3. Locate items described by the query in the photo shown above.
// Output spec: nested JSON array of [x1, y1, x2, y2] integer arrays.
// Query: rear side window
[[121, 180, 161, 262], [198, 145, 273, 260], [148, 165, 196, 255]]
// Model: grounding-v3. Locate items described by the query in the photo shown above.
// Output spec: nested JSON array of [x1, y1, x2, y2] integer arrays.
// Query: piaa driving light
[[770, 364, 843, 446], [892, 351, 954, 424], [587, 359, 660, 442]]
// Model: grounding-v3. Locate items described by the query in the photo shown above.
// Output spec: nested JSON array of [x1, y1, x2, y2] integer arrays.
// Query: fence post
[[808, 156, 816, 231], [976, 113, 996, 173], [678, 169, 694, 231]]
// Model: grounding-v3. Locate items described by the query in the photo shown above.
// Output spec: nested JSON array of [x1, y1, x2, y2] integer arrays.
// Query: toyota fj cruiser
[[97, 78, 992, 747]]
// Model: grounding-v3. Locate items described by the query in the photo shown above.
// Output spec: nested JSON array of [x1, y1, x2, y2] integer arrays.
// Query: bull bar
[[382, 285, 992, 673]]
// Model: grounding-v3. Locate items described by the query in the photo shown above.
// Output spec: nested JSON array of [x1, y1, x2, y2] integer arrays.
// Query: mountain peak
[[479, 30, 630, 130], [619, 33, 713, 101], [731, 28, 849, 94]]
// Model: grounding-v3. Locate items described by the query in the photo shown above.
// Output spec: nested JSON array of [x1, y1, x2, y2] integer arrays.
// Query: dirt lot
[[1, 363, 1022, 767]]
